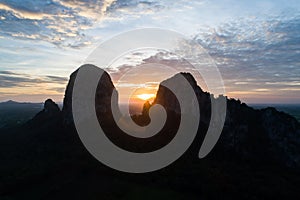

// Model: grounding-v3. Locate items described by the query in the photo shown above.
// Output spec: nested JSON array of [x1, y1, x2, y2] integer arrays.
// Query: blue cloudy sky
[[0, 0, 299, 103]]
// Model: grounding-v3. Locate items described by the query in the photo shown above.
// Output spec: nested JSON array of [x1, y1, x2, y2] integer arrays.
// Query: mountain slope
[[0, 65, 300, 199]]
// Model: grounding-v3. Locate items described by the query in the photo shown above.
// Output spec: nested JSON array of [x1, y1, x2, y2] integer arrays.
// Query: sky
[[0, 0, 300, 104]]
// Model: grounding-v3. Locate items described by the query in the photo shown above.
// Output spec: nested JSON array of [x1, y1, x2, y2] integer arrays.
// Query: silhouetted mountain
[[26, 99, 62, 128], [143, 72, 300, 168], [153, 72, 212, 124], [0, 65, 300, 199], [62, 68, 119, 127], [34, 99, 60, 119]]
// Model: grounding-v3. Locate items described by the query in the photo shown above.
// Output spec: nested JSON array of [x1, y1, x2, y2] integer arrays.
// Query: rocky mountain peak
[[44, 99, 60, 114], [153, 72, 211, 124], [28, 99, 61, 125], [57, 66, 300, 167], [62, 65, 116, 126]]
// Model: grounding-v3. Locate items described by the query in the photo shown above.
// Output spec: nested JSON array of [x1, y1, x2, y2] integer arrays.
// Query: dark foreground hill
[[0, 65, 300, 199]]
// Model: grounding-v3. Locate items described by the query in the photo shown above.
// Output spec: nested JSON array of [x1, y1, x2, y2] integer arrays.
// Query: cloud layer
[[0, 0, 117, 48], [0, 70, 67, 100], [0, 0, 299, 103], [194, 15, 300, 102]]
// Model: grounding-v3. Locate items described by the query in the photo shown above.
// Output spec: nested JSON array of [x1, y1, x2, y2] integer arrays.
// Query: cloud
[[0, 0, 174, 48], [105, 13, 300, 103], [108, 0, 163, 14], [46, 75, 68, 82], [0, 70, 19, 75], [0, 2, 51, 20], [48, 86, 66, 93], [0, 0, 118, 48], [0, 70, 68, 88], [1, 0, 299, 104], [193, 15, 300, 98], [56, 0, 116, 19]]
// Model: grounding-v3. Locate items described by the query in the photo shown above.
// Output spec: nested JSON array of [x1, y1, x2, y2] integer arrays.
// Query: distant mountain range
[[251, 104, 300, 122], [0, 101, 43, 129], [0, 65, 300, 199]]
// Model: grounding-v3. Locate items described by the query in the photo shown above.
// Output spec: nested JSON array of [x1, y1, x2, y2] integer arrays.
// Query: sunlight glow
[[136, 93, 156, 101]]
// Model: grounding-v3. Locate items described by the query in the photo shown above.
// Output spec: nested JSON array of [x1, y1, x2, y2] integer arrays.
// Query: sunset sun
[[136, 93, 156, 101]]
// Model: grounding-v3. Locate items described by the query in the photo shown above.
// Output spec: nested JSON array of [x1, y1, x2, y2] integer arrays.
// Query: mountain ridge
[[1, 65, 300, 199], [16, 66, 300, 167]]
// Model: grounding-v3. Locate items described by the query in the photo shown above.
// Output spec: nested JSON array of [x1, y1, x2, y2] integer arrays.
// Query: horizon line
[[1, 99, 300, 106]]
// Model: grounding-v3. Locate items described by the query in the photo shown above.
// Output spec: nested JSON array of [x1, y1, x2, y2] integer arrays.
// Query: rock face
[[23, 66, 300, 167], [25, 98, 62, 131], [61, 69, 78, 126], [153, 72, 212, 125], [44, 99, 60, 115], [216, 99, 300, 167], [1, 66, 300, 199], [26, 67, 300, 167], [31, 99, 61, 122], [62, 67, 118, 126], [260, 107, 300, 166], [146, 72, 300, 167]]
